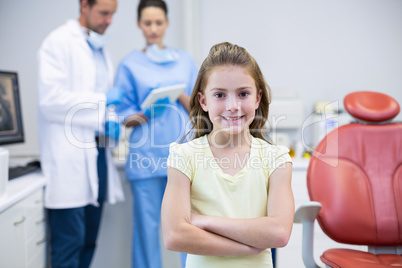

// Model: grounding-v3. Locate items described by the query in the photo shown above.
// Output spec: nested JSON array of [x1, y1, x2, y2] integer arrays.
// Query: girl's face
[[198, 65, 262, 136], [138, 7, 168, 47]]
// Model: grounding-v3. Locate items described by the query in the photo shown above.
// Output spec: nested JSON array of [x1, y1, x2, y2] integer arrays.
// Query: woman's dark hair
[[137, 0, 168, 20]]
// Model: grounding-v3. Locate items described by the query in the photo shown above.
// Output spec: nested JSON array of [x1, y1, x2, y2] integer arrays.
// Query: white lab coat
[[37, 19, 124, 209]]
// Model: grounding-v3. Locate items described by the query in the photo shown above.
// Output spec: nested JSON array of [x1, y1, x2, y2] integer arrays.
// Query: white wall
[[0, 0, 183, 156], [197, 0, 402, 118], [1, 0, 402, 156]]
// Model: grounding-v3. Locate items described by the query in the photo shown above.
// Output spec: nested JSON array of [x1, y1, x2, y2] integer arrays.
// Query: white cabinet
[[0, 187, 46, 268]]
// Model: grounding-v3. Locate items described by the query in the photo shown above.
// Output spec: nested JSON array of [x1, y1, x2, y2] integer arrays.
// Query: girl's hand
[[191, 211, 208, 230], [248, 246, 265, 255]]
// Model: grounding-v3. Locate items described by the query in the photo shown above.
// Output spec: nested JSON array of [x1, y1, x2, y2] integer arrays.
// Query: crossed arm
[[161, 162, 294, 256]]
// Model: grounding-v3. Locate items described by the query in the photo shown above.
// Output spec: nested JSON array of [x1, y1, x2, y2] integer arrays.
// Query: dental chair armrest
[[294, 201, 322, 268]]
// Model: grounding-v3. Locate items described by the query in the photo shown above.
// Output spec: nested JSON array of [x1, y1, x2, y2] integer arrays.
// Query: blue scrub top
[[114, 49, 199, 180]]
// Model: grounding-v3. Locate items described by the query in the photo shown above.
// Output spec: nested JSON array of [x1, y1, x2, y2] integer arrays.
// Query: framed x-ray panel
[[0, 71, 24, 145]]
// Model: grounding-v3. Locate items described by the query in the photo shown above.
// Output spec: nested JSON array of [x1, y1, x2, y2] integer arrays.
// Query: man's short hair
[[80, 0, 97, 8], [80, 0, 96, 13]]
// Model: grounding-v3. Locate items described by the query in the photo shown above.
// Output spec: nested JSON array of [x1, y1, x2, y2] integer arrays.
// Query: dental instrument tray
[[140, 83, 186, 110]]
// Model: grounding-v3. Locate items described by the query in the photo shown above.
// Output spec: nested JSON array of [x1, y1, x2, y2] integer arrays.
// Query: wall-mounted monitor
[[0, 71, 24, 145]]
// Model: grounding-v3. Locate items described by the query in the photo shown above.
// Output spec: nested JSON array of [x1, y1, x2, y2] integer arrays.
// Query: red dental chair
[[294, 91, 402, 267]]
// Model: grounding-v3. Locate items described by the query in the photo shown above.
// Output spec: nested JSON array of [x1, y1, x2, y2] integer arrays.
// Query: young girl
[[161, 42, 294, 267]]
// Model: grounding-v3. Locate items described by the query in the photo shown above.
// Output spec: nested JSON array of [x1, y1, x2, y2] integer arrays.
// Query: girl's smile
[[220, 115, 245, 129], [221, 115, 244, 121]]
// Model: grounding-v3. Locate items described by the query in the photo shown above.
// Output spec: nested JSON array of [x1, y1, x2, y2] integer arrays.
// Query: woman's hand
[[177, 92, 190, 113]]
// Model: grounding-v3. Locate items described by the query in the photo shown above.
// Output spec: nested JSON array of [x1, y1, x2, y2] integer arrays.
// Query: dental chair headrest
[[344, 91, 400, 123]]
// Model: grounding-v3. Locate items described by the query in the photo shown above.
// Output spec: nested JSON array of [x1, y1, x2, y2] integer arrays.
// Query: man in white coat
[[37, 0, 124, 267]]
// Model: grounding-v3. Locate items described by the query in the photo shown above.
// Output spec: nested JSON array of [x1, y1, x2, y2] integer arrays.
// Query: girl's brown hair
[[188, 42, 271, 142]]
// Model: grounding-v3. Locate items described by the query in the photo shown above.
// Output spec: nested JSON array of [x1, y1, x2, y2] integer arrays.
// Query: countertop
[[0, 170, 45, 213]]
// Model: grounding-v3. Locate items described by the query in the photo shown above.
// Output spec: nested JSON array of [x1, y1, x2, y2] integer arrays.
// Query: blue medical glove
[[106, 87, 124, 106], [143, 97, 170, 119], [105, 121, 120, 141]]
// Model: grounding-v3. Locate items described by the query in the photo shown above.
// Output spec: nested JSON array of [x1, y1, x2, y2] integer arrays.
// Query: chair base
[[321, 248, 402, 268]]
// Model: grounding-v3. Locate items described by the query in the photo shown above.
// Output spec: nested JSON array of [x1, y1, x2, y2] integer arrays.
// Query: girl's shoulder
[[169, 135, 209, 157], [253, 137, 292, 177], [252, 137, 290, 157]]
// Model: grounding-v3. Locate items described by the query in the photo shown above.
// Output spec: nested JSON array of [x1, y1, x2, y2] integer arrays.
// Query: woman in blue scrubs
[[114, 1, 198, 267]]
